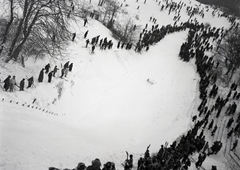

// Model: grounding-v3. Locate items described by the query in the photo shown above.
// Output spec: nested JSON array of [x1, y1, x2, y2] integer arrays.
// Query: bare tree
[[3, 0, 85, 64], [0, 0, 14, 55], [100, 0, 121, 29]]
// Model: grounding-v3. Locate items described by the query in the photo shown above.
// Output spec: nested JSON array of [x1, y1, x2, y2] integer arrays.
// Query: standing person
[[48, 71, 53, 83], [124, 152, 133, 170], [87, 158, 102, 170], [45, 63, 51, 74], [3, 75, 11, 91], [91, 45, 95, 53], [84, 18, 88, 27], [64, 61, 70, 69], [72, 33, 76, 42], [60, 68, 65, 78], [86, 39, 90, 47], [27, 76, 34, 88], [231, 139, 238, 151], [195, 152, 206, 168], [84, 30, 89, 39], [38, 68, 44, 82], [19, 78, 25, 91], [9, 75, 17, 92], [69, 63, 73, 72], [53, 65, 59, 77], [64, 67, 69, 77]]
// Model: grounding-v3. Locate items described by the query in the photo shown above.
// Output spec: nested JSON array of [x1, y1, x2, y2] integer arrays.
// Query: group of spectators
[[1, 61, 73, 92]]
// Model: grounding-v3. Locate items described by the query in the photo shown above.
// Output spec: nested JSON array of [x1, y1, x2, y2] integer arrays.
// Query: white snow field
[[0, 0, 233, 170]]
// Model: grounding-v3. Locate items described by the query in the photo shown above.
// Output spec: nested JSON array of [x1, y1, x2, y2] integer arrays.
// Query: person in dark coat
[[19, 78, 25, 91], [84, 18, 88, 26], [87, 158, 101, 170], [92, 45, 95, 53], [45, 63, 50, 74], [231, 139, 238, 151], [27, 76, 34, 88], [60, 68, 65, 78], [38, 68, 44, 82], [195, 152, 206, 168], [69, 63, 73, 72], [64, 61, 70, 69], [84, 30, 89, 39], [72, 33, 76, 41], [3, 75, 11, 91], [53, 66, 59, 77], [226, 117, 234, 128], [48, 71, 53, 83]]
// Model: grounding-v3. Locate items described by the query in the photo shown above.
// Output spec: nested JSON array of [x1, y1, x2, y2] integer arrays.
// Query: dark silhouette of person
[[38, 68, 44, 82], [20, 78, 25, 91], [27, 76, 34, 88], [3, 75, 11, 91]]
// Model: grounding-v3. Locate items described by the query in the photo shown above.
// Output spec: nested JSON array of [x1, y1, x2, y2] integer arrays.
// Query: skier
[[38, 68, 44, 82], [19, 78, 25, 91], [3, 75, 11, 91]]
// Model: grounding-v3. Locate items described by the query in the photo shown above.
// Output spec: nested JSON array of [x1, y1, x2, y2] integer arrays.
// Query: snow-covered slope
[[0, 0, 233, 170]]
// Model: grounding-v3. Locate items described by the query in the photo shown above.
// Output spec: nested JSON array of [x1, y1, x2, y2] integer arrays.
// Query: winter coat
[[38, 69, 44, 82]]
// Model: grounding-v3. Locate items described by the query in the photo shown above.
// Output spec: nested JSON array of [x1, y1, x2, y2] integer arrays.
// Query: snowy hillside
[[0, 0, 237, 170]]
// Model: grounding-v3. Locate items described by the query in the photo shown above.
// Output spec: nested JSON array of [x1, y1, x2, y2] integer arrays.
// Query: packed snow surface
[[0, 0, 231, 169]]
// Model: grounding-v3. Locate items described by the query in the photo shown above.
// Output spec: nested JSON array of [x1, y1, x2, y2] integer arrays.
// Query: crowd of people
[[1, 0, 240, 170], [1, 61, 73, 92]]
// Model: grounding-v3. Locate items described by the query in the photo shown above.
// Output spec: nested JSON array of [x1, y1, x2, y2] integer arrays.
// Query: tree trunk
[[0, 0, 14, 55], [8, 10, 39, 62], [7, 18, 24, 59]]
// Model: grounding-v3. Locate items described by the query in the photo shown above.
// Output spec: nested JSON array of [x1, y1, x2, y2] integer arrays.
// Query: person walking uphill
[[48, 71, 53, 83], [38, 68, 44, 82], [3, 75, 11, 91], [45, 63, 51, 74], [19, 78, 25, 91]]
